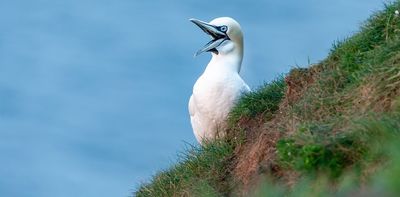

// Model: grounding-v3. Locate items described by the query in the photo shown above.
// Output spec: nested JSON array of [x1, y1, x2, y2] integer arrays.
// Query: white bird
[[189, 17, 251, 144]]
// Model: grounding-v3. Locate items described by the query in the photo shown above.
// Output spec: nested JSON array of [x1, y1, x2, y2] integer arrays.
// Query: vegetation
[[136, 1, 400, 196], [135, 79, 286, 197]]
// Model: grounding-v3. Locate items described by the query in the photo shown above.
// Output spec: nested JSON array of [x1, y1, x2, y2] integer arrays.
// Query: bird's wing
[[189, 95, 204, 143], [188, 95, 195, 117]]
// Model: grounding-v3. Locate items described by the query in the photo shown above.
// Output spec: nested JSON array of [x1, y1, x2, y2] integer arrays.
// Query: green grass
[[135, 80, 287, 197], [136, 140, 234, 197], [228, 77, 286, 125], [135, 1, 400, 196], [256, 111, 400, 197]]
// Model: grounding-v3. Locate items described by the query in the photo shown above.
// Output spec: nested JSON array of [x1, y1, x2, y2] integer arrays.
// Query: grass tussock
[[136, 140, 234, 197], [135, 1, 400, 196], [228, 78, 286, 125]]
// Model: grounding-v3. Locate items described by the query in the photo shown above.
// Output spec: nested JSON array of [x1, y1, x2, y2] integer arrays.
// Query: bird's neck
[[205, 48, 243, 74]]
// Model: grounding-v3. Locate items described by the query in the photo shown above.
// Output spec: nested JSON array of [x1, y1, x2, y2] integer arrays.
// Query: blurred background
[[0, 0, 384, 196]]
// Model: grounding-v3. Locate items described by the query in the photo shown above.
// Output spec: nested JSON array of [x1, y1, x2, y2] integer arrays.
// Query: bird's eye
[[220, 26, 227, 32]]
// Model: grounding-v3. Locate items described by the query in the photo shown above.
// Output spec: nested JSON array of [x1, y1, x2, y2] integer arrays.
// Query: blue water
[[0, 0, 383, 196]]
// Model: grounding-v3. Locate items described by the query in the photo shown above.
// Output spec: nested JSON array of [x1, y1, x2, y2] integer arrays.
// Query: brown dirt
[[230, 65, 321, 195], [230, 59, 400, 195]]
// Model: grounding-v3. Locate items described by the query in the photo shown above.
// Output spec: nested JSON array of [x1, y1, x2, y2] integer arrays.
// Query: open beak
[[190, 18, 229, 56]]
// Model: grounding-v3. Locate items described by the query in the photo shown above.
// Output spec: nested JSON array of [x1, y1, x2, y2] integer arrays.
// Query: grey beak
[[190, 18, 228, 56]]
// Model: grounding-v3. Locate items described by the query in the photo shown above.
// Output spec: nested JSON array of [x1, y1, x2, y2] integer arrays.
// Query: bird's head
[[190, 17, 243, 57]]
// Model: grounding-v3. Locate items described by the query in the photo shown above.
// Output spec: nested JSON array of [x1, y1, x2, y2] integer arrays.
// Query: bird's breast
[[192, 72, 245, 120]]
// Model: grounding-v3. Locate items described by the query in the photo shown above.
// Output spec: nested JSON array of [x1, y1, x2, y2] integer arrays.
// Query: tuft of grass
[[228, 77, 286, 126], [276, 132, 362, 178], [135, 139, 234, 197]]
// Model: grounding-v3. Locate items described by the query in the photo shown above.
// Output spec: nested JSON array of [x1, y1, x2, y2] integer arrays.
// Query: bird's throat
[[206, 51, 243, 74]]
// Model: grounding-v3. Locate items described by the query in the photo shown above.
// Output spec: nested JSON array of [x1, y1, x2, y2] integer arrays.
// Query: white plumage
[[189, 17, 250, 144]]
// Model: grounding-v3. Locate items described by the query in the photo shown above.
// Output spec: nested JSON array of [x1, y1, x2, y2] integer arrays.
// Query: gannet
[[189, 17, 251, 144]]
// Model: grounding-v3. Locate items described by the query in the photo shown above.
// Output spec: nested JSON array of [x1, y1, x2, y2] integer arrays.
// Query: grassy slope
[[136, 2, 400, 196]]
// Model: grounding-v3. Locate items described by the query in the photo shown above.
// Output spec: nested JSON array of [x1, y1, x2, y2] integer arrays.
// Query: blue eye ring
[[220, 26, 227, 32]]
